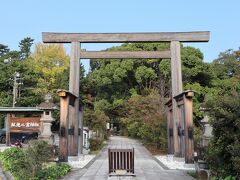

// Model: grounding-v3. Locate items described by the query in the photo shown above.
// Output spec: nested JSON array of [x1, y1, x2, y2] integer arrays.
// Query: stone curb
[[152, 156, 169, 170], [0, 162, 14, 180]]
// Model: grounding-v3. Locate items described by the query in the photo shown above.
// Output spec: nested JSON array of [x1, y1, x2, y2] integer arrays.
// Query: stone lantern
[[38, 94, 57, 144], [194, 108, 213, 179], [200, 114, 213, 147]]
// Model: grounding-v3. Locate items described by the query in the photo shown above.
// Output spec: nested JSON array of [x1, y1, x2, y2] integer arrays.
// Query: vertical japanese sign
[[9, 117, 40, 132]]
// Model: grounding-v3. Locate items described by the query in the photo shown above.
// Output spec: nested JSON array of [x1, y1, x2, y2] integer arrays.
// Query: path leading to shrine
[[62, 136, 193, 180]]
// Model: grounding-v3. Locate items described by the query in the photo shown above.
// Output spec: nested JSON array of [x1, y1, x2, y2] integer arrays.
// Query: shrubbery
[[36, 163, 71, 180], [0, 140, 71, 179], [205, 82, 240, 178], [0, 147, 28, 179], [89, 138, 104, 151]]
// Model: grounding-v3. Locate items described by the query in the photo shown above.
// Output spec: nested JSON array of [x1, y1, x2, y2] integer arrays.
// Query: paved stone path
[[0, 168, 7, 180], [63, 136, 194, 180]]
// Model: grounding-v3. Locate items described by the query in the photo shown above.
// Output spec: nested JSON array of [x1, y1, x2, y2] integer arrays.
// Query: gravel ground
[[155, 155, 195, 170]]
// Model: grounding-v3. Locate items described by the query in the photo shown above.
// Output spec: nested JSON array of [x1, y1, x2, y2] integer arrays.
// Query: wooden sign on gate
[[9, 117, 40, 132]]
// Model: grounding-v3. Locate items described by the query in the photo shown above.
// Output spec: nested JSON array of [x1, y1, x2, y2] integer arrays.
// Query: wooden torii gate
[[42, 32, 210, 162]]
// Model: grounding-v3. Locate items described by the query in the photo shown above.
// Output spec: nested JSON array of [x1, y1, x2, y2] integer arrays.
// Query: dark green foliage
[[26, 140, 53, 177], [210, 176, 237, 180], [187, 171, 198, 179], [212, 49, 240, 80], [0, 147, 29, 179], [181, 46, 213, 86], [0, 140, 71, 179], [19, 37, 34, 60], [205, 92, 240, 177], [89, 43, 170, 99], [205, 49, 240, 178], [0, 44, 9, 57], [89, 138, 104, 151], [0, 38, 36, 109], [35, 163, 71, 180]]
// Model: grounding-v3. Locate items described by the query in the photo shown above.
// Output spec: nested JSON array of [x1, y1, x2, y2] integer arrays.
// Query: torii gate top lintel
[[42, 31, 210, 43]]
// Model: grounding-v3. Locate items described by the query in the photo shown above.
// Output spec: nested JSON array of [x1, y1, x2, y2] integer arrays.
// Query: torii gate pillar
[[170, 41, 182, 156], [68, 42, 80, 155]]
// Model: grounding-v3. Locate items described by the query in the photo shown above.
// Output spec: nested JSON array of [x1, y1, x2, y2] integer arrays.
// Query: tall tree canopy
[[205, 49, 240, 178], [19, 37, 34, 60], [25, 43, 70, 94]]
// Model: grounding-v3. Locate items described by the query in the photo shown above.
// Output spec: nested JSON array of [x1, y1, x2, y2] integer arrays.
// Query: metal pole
[[6, 114, 10, 146], [12, 73, 17, 107]]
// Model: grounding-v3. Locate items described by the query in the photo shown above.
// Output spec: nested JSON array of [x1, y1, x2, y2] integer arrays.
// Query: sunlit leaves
[[26, 43, 70, 94], [135, 66, 157, 88]]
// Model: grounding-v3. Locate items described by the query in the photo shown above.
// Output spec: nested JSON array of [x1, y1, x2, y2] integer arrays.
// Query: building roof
[[0, 107, 43, 113]]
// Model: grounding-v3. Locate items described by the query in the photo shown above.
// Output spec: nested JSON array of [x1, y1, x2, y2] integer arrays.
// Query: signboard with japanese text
[[9, 117, 41, 132]]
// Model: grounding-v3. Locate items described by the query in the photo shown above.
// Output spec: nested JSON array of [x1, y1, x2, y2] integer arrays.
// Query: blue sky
[[1, 0, 240, 71]]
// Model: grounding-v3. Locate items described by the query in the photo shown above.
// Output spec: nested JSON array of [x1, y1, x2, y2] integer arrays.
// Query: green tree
[[212, 49, 240, 79], [26, 43, 70, 94], [0, 44, 9, 57], [181, 46, 213, 87], [120, 90, 167, 148], [84, 108, 109, 139], [135, 66, 157, 89], [205, 49, 240, 178], [19, 37, 34, 60], [0, 38, 34, 107]]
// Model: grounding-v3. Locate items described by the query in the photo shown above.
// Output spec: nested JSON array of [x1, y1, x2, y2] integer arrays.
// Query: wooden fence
[[108, 148, 135, 176]]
